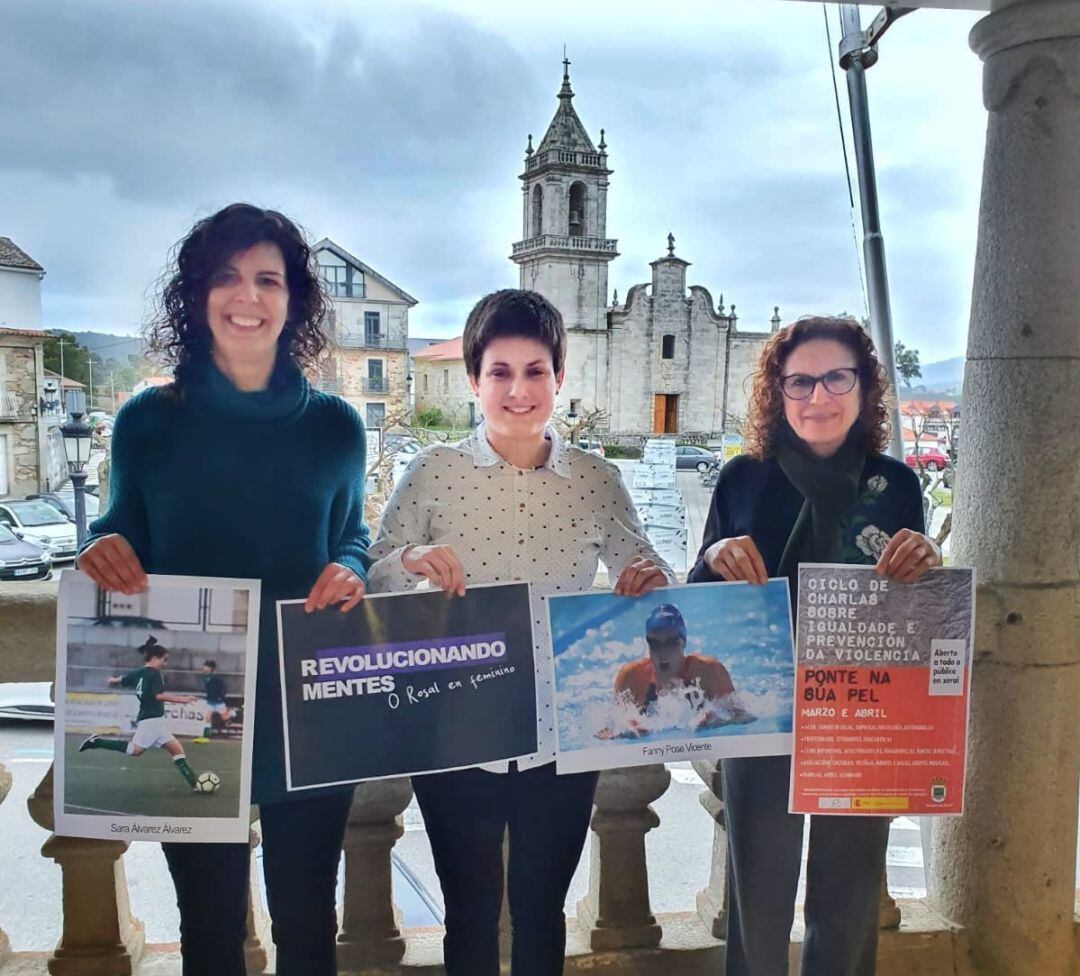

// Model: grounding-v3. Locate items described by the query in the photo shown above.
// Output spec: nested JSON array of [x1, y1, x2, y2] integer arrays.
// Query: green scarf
[[775, 423, 866, 577]]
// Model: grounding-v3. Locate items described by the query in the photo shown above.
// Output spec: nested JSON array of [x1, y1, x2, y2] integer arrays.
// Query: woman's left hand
[[876, 529, 942, 583], [305, 563, 366, 613], [614, 558, 670, 597]]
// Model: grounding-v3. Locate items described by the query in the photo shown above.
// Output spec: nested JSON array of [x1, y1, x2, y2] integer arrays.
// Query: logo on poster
[[930, 777, 947, 803]]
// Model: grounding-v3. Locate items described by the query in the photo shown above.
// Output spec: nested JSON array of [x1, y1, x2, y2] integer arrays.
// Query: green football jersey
[[119, 666, 166, 722]]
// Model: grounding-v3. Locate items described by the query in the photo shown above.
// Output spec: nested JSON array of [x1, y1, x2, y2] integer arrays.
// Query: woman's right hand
[[76, 534, 148, 594], [402, 544, 466, 597], [704, 536, 768, 585]]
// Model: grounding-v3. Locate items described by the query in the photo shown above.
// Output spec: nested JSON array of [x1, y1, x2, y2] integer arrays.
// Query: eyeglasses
[[779, 367, 859, 400]]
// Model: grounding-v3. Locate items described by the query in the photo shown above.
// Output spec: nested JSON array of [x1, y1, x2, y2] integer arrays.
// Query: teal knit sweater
[[84, 358, 371, 805]]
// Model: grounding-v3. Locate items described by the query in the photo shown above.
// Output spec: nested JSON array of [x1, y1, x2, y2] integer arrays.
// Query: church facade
[[511, 63, 779, 437]]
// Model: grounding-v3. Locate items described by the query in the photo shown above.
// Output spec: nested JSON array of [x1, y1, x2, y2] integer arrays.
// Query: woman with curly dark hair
[[77, 203, 370, 976], [688, 315, 941, 976]]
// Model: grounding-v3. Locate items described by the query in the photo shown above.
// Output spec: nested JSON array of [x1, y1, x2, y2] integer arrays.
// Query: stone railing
[[511, 234, 618, 258], [525, 149, 608, 172], [0, 583, 972, 975]]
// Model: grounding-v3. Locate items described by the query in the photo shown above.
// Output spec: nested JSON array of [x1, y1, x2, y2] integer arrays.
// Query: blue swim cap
[[645, 603, 686, 640]]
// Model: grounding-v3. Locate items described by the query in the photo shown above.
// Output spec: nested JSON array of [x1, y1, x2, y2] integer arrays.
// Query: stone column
[[878, 876, 900, 931], [27, 765, 145, 976], [337, 778, 414, 970], [577, 765, 670, 951], [929, 3, 1080, 974], [692, 759, 728, 939], [0, 761, 11, 963], [244, 819, 268, 974]]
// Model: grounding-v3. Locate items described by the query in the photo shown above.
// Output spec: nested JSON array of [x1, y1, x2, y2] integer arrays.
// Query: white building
[[0, 237, 45, 332]]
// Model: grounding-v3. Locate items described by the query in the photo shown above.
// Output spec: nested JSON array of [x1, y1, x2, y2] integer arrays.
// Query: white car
[[0, 499, 79, 562]]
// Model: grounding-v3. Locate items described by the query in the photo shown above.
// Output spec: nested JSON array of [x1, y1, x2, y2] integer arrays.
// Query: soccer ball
[[194, 771, 220, 794]]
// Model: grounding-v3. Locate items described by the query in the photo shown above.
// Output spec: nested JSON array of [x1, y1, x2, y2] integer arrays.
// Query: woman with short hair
[[367, 288, 675, 976], [77, 203, 370, 976], [688, 315, 941, 976]]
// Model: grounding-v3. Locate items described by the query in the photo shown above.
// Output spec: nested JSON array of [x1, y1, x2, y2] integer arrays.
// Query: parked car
[[26, 489, 101, 522], [0, 499, 79, 562], [904, 447, 950, 472], [575, 437, 605, 458], [0, 681, 54, 721], [675, 444, 720, 473], [0, 522, 52, 581]]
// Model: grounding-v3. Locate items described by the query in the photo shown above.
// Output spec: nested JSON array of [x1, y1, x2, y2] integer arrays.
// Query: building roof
[[312, 238, 418, 306], [0, 326, 46, 340], [0, 237, 44, 273], [411, 336, 463, 362], [536, 62, 598, 155], [900, 398, 960, 415], [44, 369, 85, 389]]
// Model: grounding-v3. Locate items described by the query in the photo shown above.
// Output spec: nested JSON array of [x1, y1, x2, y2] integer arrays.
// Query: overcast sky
[[1, 0, 987, 362]]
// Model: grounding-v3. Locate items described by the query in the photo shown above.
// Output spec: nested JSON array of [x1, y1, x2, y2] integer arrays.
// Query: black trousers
[[722, 756, 890, 976], [161, 789, 354, 976], [412, 764, 599, 976]]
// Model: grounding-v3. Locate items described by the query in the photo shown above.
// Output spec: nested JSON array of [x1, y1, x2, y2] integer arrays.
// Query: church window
[[662, 334, 675, 360], [532, 184, 544, 238], [568, 182, 587, 237]]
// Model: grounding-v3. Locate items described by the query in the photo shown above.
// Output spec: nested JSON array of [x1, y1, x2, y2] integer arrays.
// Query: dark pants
[[162, 790, 354, 976], [722, 756, 890, 976], [412, 764, 599, 976]]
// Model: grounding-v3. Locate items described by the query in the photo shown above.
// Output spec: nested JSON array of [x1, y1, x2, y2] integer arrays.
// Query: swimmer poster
[[277, 582, 537, 789], [789, 565, 975, 816], [547, 580, 795, 774], [54, 570, 261, 845]]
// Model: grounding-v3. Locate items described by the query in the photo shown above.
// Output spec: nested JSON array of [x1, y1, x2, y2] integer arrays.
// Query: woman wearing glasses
[[688, 315, 941, 976]]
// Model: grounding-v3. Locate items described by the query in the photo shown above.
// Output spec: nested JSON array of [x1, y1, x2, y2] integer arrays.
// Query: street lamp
[[566, 405, 579, 446], [61, 411, 94, 545]]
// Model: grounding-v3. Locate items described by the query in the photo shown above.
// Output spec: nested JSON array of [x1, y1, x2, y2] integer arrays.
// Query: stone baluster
[[27, 764, 145, 975], [337, 778, 414, 970], [0, 761, 11, 964], [692, 759, 728, 939], [244, 815, 269, 974], [576, 765, 670, 951]]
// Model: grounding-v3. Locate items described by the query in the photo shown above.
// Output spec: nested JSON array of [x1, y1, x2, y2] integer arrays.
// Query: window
[[319, 262, 365, 299], [662, 335, 675, 360], [442, 369, 449, 393], [367, 359, 385, 393], [0, 435, 7, 497], [532, 184, 544, 238], [568, 182, 587, 237], [364, 311, 382, 346], [365, 403, 386, 430], [423, 373, 429, 394]]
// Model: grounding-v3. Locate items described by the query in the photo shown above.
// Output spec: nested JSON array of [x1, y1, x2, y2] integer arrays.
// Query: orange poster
[[789, 565, 974, 816]]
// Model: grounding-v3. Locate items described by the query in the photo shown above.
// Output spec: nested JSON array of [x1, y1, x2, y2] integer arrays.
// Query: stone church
[[511, 62, 779, 436]]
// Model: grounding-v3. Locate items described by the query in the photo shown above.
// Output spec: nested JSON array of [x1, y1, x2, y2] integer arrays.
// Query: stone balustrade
[[0, 582, 1066, 974]]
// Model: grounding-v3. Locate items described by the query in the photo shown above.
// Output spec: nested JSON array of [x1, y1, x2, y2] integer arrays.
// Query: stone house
[[411, 337, 476, 428], [314, 238, 417, 431], [511, 64, 778, 437], [0, 327, 50, 498]]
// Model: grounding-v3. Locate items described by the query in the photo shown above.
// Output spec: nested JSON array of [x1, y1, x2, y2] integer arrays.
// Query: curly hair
[[742, 315, 893, 459], [145, 203, 328, 390]]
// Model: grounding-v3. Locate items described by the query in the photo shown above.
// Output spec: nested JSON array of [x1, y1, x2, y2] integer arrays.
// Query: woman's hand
[[76, 534, 147, 594], [704, 536, 768, 585], [876, 529, 942, 583], [305, 563, 366, 613], [402, 545, 466, 597], [614, 557, 669, 597]]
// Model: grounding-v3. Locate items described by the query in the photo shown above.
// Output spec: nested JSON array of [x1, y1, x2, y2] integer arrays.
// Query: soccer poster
[[54, 571, 261, 844], [790, 565, 975, 816], [548, 581, 795, 774], [277, 582, 537, 789]]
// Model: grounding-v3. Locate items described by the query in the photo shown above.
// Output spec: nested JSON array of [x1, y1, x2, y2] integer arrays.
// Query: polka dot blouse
[[367, 422, 676, 771]]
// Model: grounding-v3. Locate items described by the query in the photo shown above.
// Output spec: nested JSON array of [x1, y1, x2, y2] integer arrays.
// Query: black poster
[[277, 582, 537, 789]]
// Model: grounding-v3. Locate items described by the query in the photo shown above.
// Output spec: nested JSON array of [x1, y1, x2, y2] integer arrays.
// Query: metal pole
[[838, 5, 904, 460], [71, 468, 88, 546], [88, 354, 94, 412], [58, 337, 65, 413]]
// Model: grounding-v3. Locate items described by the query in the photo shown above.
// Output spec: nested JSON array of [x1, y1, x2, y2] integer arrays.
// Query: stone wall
[[414, 357, 474, 427], [0, 339, 45, 498], [336, 348, 409, 420]]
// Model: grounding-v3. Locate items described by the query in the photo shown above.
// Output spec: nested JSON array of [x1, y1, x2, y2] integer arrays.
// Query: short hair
[[145, 202, 328, 391], [742, 315, 892, 459], [203, 660, 217, 671], [139, 636, 167, 661], [462, 289, 566, 379]]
